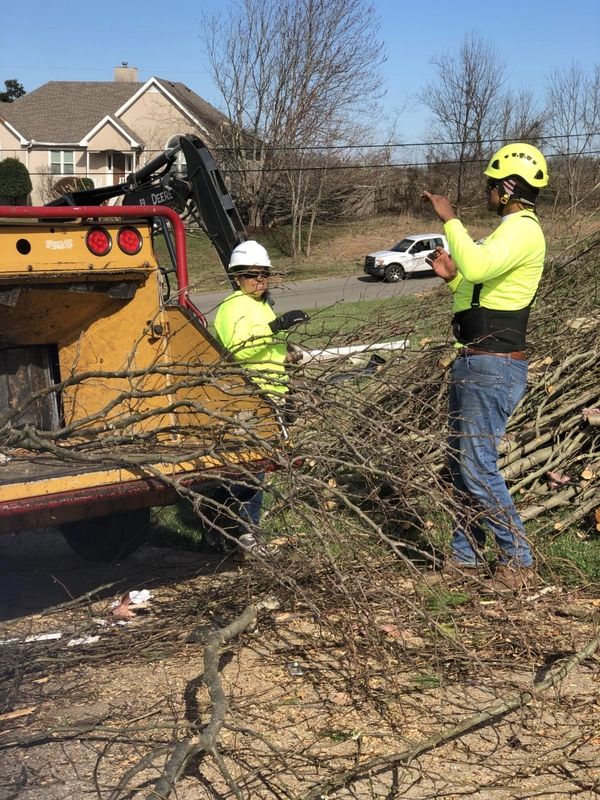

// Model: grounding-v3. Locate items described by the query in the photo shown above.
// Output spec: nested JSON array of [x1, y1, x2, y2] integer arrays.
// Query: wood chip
[[0, 706, 37, 721]]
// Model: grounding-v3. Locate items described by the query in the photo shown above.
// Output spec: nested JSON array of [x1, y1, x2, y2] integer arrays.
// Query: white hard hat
[[229, 240, 271, 271]]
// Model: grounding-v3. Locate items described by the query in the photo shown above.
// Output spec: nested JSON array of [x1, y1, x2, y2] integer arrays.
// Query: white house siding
[[0, 122, 21, 159], [120, 89, 192, 164]]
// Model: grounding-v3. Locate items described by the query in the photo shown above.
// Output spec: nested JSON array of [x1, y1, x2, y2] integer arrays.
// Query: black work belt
[[457, 347, 527, 361]]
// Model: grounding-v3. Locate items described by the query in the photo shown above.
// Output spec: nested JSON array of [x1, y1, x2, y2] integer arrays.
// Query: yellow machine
[[0, 138, 285, 560]]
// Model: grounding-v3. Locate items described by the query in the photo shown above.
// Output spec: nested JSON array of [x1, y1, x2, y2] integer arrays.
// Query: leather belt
[[458, 347, 527, 360]]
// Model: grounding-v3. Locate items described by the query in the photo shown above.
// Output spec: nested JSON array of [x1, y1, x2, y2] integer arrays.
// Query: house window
[[107, 153, 133, 172], [50, 151, 74, 175]]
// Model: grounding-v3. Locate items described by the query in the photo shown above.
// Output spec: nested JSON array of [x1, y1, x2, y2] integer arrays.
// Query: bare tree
[[544, 62, 600, 213], [269, 145, 388, 256], [203, 0, 385, 238], [499, 88, 546, 144], [419, 33, 506, 211]]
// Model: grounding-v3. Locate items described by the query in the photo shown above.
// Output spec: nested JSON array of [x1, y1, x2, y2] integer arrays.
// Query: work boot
[[421, 559, 486, 587], [233, 532, 272, 562], [481, 564, 537, 595]]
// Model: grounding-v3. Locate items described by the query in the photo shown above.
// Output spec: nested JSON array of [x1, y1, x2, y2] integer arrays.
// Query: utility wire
[[19, 147, 600, 179], [7, 141, 600, 180], [220, 149, 600, 174], [119, 131, 600, 155], [1, 131, 599, 159], [212, 131, 600, 152], [130, 131, 600, 153]]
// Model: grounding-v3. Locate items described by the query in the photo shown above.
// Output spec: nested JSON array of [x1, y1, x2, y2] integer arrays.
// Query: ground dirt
[[1, 531, 599, 799]]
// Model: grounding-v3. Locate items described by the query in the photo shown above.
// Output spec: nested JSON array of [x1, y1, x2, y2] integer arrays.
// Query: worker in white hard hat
[[214, 240, 307, 395], [421, 143, 548, 594], [214, 240, 308, 558]]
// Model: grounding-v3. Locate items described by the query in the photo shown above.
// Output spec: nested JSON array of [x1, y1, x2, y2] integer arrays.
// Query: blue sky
[[1, 0, 597, 144]]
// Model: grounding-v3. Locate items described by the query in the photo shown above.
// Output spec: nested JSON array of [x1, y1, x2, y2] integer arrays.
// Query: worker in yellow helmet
[[214, 240, 307, 559], [421, 143, 548, 593]]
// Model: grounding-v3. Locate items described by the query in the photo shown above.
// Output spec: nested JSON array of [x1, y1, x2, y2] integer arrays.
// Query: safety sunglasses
[[239, 271, 270, 279]]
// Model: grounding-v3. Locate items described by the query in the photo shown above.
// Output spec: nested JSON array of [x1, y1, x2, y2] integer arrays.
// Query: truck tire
[[60, 509, 150, 562], [384, 263, 405, 283]]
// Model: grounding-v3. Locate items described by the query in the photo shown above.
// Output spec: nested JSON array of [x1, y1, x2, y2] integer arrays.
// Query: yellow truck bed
[[0, 206, 284, 545]]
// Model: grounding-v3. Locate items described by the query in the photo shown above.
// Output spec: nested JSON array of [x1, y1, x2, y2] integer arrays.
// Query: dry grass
[[180, 206, 600, 291]]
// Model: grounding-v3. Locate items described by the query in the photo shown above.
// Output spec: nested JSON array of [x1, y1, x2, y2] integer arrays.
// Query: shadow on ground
[[0, 528, 232, 622]]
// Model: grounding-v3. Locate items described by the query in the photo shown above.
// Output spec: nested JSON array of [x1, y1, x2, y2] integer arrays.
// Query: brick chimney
[[114, 62, 138, 82]]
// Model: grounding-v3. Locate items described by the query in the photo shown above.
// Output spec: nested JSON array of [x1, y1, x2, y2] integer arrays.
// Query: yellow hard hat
[[484, 143, 548, 188]]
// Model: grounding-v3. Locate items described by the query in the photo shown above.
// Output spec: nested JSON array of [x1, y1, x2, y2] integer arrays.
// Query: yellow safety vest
[[214, 291, 289, 395]]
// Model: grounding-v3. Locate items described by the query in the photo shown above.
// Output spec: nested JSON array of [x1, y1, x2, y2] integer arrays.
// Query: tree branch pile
[[286, 228, 600, 554]]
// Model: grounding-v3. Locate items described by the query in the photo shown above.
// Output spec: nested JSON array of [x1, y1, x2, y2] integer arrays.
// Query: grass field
[[154, 204, 599, 293]]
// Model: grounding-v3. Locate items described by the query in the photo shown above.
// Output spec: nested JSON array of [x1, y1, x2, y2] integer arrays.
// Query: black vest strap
[[456, 213, 542, 351]]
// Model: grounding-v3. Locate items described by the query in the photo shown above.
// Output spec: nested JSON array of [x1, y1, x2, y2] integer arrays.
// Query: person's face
[[486, 179, 501, 212], [237, 269, 270, 298]]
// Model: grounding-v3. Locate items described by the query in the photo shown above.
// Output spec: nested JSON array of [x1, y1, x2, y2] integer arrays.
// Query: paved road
[[191, 273, 442, 322]]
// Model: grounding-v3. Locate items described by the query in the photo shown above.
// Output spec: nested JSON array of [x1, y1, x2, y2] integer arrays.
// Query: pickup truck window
[[391, 239, 413, 252]]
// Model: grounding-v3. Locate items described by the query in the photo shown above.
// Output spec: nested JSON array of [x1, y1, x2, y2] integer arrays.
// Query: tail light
[[86, 227, 112, 256], [117, 226, 143, 255]]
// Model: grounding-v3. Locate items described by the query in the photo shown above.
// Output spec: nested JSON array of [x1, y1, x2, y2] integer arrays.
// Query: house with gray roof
[[0, 65, 231, 204]]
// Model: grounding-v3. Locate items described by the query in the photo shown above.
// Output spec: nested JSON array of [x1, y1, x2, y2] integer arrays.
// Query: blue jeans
[[447, 354, 533, 567], [229, 472, 264, 528]]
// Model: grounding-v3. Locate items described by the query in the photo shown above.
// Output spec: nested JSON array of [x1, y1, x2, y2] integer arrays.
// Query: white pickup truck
[[364, 232, 449, 282]]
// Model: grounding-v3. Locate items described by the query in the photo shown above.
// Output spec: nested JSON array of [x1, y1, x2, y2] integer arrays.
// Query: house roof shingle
[[0, 78, 229, 146], [0, 81, 142, 142], [154, 79, 231, 137]]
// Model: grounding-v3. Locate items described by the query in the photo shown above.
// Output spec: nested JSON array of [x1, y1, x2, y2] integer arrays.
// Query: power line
[[5, 143, 600, 180], [210, 131, 600, 152], [223, 150, 600, 173], [19, 149, 600, 178], [130, 131, 600, 154], [2, 131, 600, 161]]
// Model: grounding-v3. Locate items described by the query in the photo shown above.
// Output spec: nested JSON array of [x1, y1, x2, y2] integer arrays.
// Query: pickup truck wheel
[[384, 263, 405, 282], [60, 509, 150, 562]]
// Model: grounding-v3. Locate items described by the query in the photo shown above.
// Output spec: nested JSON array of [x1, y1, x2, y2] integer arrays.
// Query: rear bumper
[[0, 459, 276, 532]]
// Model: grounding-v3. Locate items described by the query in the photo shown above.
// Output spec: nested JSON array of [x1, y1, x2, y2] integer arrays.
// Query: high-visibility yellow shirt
[[214, 290, 289, 395], [444, 210, 546, 311]]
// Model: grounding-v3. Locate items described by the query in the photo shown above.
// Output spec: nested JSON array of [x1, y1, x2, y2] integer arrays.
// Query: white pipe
[[297, 339, 409, 364]]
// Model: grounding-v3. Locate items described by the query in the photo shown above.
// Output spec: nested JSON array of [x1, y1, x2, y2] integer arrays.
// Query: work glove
[[269, 309, 309, 333]]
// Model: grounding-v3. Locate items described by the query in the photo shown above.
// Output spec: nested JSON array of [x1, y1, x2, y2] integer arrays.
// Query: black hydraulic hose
[[159, 217, 177, 267], [127, 142, 181, 186]]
